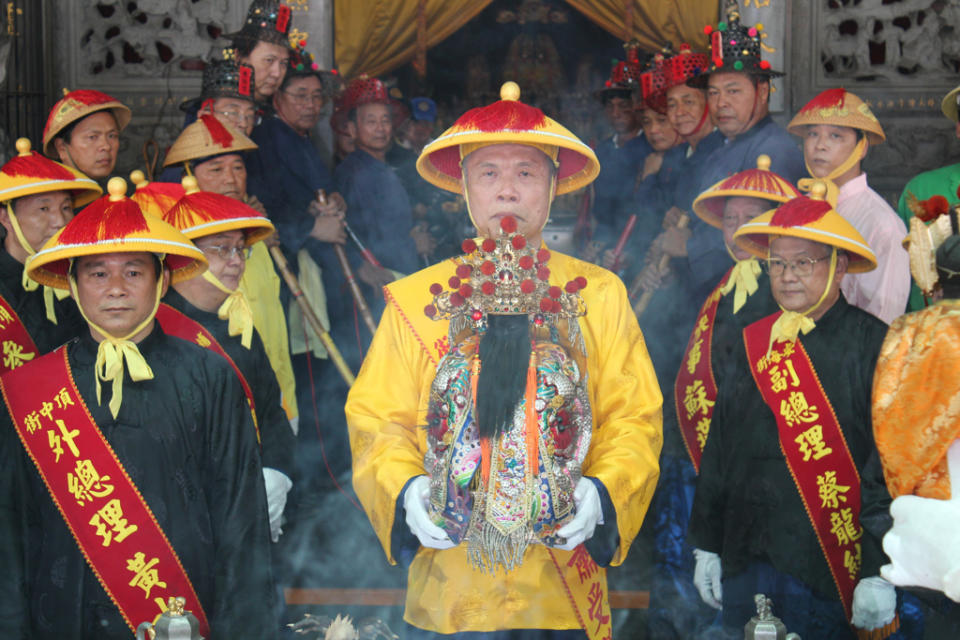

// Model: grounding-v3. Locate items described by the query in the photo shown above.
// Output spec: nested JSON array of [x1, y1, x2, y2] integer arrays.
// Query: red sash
[[156, 303, 259, 441], [743, 312, 862, 619], [0, 347, 211, 635], [0, 291, 40, 374], [674, 269, 728, 472]]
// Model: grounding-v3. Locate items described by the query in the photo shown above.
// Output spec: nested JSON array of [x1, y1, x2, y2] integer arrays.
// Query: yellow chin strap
[[720, 243, 761, 314], [201, 270, 254, 349], [6, 202, 69, 324], [69, 266, 163, 419], [767, 247, 838, 354], [459, 143, 560, 233], [797, 136, 867, 207]]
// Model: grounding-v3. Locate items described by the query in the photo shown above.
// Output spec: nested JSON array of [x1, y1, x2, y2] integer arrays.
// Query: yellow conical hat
[[417, 82, 599, 196], [692, 154, 801, 229], [787, 88, 884, 144], [162, 115, 257, 168], [162, 176, 274, 245], [0, 138, 102, 207]]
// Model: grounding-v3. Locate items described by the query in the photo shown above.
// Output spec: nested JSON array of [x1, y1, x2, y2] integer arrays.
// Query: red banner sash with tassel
[[743, 312, 862, 620], [674, 269, 729, 472], [0, 347, 211, 636], [0, 291, 40, 374], [155, 303, 259, 442]]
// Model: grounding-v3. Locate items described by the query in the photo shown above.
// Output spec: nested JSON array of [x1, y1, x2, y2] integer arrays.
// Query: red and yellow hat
[[162, 115, 257, 168], [27, 177, 207, 289], [417, 82, 599, 196], [787, 88, 884, 144], [129, 170, 185, 219], [42, 89, 132, 157], [733, 181, 877, 273], [0, 138, 102, 207], [339, 75, 389, 113], [162, 175, 274, 245], [692, 154, 801, 228]]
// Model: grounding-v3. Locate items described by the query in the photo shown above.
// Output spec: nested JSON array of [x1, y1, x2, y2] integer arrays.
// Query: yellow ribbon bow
[[95, 338, 155, 418], [720, 258, 761, 313], [768, 311, 816, 356], [203, 270, 254, 349]]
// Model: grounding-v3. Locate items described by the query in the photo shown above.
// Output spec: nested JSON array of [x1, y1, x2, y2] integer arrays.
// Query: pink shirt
[[836, 173, 910, 324]]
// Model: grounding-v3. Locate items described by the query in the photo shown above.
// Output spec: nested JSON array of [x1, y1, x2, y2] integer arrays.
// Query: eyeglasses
[[202, 245, 252, 261], [282, 91, 325, 106], [214, 110, 260, 127], [765, 255, 830, 278]]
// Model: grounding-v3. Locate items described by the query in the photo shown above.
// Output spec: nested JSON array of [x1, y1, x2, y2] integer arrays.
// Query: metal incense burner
[[744, 593, 801, 640], [136, 597, 204, 640]]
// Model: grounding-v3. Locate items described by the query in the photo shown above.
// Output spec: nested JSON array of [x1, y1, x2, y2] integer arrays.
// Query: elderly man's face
[[768, 236, 846, 315], [2, 190, 73, 262], [54, 111, 120, 179], [193, 154, 247, 201], [462, 144, 555, 245], [194, 230, 247, 291], [603, 96, 639, 135], [348, 103, 393, 157], [707, 72, 769, 139], [722, 196, 770, 261], [639, 108, 678, 152], [275, 75, 324, 136], [202, 97, 258, 136], [240, 41, 290, 101], [666, 84, 708, 138]]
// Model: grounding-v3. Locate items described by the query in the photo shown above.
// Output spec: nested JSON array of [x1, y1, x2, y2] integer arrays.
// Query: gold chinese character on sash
[[0, 304, 12, 328], [3, 340, 35, 369], [696, 418, 711, 449], [24, 410, 42, 435], [54, 419, 80, 458], [54, 386, 75, 410], [683, 380, 715, 420], [686, 338, 704, 374], [567, 545, 597, 583], [67, 459, 115, 506], [795, 425, 833, 461], [89, 498, 139, 546], [817, 470, 850, 509], [844, 542, 862, 581], [768, 360, 800, 393], [126, 552, 168, 599], [195, 332, 211, 348], [779, 390, 819, 427], [39, 400, 54, 421], [829, 508, 862, 546]]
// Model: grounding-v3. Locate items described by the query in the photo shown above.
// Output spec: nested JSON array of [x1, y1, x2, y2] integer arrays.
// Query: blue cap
[[410, 97, 437, 122]]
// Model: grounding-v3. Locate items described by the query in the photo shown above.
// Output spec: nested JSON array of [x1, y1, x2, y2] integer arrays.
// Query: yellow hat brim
[[733, 207, 877, 274], [416, 126, 599, 196], [786, 91, 885, 145], [692, 172, 800, 229], [26, 217, 208, 289], [0, 174, 102, 208], [180, 216, 275, 246], [942, 86, 960, 122]]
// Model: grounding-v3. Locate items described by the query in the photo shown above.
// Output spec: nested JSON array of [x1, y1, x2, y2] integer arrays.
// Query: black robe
[[162, 288, 296, 478], [688, 296, 893, 601], [0, 325, 278, 639], [0, 247, 84, 355]]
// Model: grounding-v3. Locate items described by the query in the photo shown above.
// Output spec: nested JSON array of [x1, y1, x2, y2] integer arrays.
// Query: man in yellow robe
[[345, 82, 663, 637]]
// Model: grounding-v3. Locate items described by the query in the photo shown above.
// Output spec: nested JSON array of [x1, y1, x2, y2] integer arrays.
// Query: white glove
[[262, 467, 292, 543], [881, 439, 960, 602], [693, 548, 723, 610], [851, 576, 897, 630], [403, 475, 455, 549], [555, 478, 603, 550]]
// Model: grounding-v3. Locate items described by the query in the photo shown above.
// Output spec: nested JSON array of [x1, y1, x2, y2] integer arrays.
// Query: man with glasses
[[181, 57, 260, 136], [157, 176, 296, 544], [689, 183, 903, 638]]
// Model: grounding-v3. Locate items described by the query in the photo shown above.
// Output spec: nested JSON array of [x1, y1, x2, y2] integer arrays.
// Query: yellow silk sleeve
[[576, 262, 664, 566]]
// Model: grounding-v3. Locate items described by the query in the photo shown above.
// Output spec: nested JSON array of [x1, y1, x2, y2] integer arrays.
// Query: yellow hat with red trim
[[27, 177, 207, 289], [162, 175, 274, 245], [787, 88, 885, 145], [42, 89, 132, 157], [692, 154, 801, 229], [129, 170, 185, 219], [0, 138, 102, 207], [417, 82, 599, 196], [733, 181, 877, 273], [162, 115, 257, 168]]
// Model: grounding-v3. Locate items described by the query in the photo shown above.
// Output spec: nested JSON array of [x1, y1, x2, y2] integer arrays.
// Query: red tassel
[[276, 5, 291, 33], [60, 89, 117, 107], [919, 195, 949, 223], [524, 348, 539, 479], [3, 152, 77, 181], [59, 198, 149, 245], [799, 88, 847, 114], [457, 100, 547, 132], [770, 197, 831, 227], [131, 182, 184, 217], [238, 66, 252, 97], [164, 191, 259, 230], [200, 114, 234, 148]]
